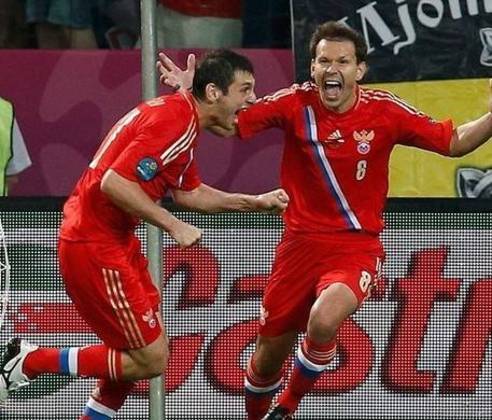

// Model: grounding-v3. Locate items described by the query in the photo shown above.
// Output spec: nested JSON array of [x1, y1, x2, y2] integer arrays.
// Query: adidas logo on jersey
[[321, 130, 345, 148]]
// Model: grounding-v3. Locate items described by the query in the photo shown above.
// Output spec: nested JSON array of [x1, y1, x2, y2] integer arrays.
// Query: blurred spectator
[[104, 0, 140, 49], [136, 0, 242, 49], [25, 0, 98, 49], [0, 0, 35, 48], [242, 0, 290, 48], [0, 97, 32, 196]]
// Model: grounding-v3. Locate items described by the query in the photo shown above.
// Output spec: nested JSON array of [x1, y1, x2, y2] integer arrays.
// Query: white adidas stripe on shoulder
[[259, 82, 316, 103], [160, 118, 197, 165], [177, 148, 194, 188], [300, 81, 317, 91], [361, 88, 424, 116]]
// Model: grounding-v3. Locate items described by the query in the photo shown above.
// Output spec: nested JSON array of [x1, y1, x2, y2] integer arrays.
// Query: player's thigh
[[316, 253, 383, 308], [260, 238, 319, 336], [309, 282, 359, 338], [58, 239, 161, 350]]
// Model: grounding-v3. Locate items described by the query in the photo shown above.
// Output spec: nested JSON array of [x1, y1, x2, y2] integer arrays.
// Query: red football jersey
[[238, 82, 453, 235], [60, 92, 201, 242]]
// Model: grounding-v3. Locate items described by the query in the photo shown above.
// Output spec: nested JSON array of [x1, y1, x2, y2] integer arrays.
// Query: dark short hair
[[309, 21, 367, 64], [192, 49, 254, 100]]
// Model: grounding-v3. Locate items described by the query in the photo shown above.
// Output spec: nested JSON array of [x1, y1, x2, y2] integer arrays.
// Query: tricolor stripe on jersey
[[303, 106, 362, 231]]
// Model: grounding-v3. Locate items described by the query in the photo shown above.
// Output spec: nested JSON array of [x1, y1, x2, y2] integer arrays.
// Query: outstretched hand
[[256, 189, 290, 214], [157, 52, 195, 91]]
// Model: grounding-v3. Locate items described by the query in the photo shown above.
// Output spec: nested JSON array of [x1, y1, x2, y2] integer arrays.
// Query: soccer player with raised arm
[[158, 21, 492, 420], [0, 49, 289, 419]]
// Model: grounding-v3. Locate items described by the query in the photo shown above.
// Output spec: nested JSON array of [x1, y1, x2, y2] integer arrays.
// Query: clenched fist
[[168, 218, 202, 248], [256, 189, 290, 214]]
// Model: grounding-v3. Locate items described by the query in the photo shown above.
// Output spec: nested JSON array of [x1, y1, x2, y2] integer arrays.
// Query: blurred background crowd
[[0, 0, 291, 50]]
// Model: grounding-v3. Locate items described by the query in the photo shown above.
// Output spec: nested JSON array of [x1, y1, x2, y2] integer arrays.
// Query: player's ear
[[356, 61, 367, 82], [205, 83, 221, 102], [310, 59, 315, 79]]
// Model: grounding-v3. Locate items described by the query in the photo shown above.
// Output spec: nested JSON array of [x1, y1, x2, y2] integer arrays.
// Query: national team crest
[[353, 129, 375, 155]]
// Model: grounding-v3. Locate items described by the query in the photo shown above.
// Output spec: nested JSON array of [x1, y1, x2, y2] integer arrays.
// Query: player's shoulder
[[140, 92, 191, 114], [359, 86, 422, 116], [140, 92, 195, 129], [258, 81, 318, 104]]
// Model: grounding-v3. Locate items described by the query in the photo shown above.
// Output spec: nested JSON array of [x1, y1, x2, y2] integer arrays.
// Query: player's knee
[[144, 351, 168, 378], [308, 284, 357, 341], [137, 344, 169, 378], [307, 308, 338, 342]]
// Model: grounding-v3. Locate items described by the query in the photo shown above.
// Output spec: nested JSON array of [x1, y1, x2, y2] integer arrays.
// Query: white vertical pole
[[140, 1, 165, 419]]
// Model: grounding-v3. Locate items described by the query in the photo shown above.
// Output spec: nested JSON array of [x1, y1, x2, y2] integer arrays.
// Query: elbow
[[172, 194, 186, 209], [449, 143, 469, 158], [448, 134, 467, 158], [172, 191, 199, 212], [172, 186, 211, 212], [448, 147, 464, 158]]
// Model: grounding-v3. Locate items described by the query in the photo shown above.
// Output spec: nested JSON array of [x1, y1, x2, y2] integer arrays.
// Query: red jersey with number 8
[[237, 82, 453, 236]]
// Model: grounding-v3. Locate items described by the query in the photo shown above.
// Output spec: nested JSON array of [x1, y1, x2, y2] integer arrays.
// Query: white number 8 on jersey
[[356, 160, 367, 181], [359, 270, 372, 293]]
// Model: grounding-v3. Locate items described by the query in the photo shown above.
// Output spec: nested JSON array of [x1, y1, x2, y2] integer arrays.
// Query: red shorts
[[58, 237, 161, 350], [259, 231, 384, 337]]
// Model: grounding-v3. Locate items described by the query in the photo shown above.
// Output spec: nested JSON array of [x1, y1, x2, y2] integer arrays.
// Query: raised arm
[[449, 79, 492, 157], [101, 169, 201, 247], [157, 52, 195, 91], [171, 183, 289, 214]]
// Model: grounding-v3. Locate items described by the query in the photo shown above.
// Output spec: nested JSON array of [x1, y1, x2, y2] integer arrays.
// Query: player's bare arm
[[172, 183, 289, 214], [449, 79, 492, 157], [255, 188, 290, 214], [101, 169, 201, 247]]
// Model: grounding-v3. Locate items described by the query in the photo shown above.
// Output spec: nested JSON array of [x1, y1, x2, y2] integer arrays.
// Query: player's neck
[[193, 97, 222, 129], [188, 96, 204, 128]]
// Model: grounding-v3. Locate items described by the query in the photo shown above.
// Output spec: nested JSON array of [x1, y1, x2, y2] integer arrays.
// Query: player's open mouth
[[323, 79, 343, 99]]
